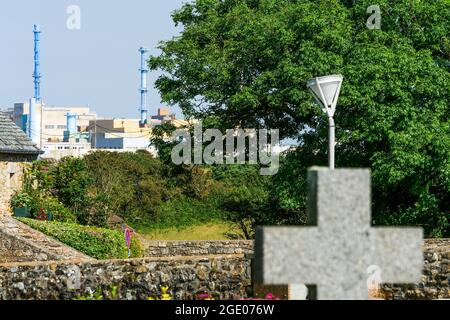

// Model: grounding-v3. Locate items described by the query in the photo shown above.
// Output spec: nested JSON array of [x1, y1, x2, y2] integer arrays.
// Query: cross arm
[[369, 228, 423, 283], [254, 226, 319, 285]]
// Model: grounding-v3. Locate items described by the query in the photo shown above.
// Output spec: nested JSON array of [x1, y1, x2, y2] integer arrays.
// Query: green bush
[[18, 218, 143, 260], [142, 196, 224, 230], [10, 192, 34, 209], [37, 197, 77, 223]]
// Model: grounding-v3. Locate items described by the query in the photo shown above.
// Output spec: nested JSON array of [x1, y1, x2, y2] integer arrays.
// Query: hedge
[[18, 218, 143, 260]]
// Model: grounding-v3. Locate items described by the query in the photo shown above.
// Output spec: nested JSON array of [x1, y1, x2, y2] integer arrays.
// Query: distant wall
[[143, 240, 254, 257], [0, 255, 251, 300]]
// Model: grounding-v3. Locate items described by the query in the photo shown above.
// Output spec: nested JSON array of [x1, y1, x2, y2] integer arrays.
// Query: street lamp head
[[307, 74, 343, 118]]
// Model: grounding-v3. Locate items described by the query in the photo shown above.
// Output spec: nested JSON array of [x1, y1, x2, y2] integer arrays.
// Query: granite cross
[[255, 168, 424, 300]]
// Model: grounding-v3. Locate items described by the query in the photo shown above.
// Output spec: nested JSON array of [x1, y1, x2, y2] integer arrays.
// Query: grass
[[137, 221, 245, 241]]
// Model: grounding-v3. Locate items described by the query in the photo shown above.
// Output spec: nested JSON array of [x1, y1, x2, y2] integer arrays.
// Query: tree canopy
[[150, 0, 449, 237]]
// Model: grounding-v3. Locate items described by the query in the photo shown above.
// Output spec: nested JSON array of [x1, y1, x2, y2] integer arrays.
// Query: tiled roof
[[0, 112, 42, 155]]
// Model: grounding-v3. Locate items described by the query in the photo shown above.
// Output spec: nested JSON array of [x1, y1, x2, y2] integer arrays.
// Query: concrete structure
[[90, 114, 189, 152], [0, 112, 42, 214], [13, 102, 96, 148], [90, 118, 153, 151], [40, 141, 92, 161], [151, 108, 177, 123], [255, 168, 424, 300]]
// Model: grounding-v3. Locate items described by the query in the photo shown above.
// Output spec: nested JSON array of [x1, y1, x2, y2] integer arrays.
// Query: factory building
[[12, 102, 96, 159], [10, 25, 190, 160], [90, 118, 153, 151], [13, 102, 96, 144]]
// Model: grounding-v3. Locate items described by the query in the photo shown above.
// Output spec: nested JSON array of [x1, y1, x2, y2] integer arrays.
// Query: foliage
[[73, 285, 119, 300], [18, 218, 143, 260], [83, 151, 169, 224], [148, 196, 223, 230], [149, 122, 179, 169], [30, 158, 91, 215], [10, 192, 34, 209], [150, 0, 450, 237], [27, 158, 93, 224], [209, 165, 271, 239], [147, 286, 173, 300], [35, 196, 77, 223]]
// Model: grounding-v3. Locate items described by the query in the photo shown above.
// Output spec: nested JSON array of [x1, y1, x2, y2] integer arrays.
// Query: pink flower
[[197, 293, 210, 300], [265, 293, 275, 300]]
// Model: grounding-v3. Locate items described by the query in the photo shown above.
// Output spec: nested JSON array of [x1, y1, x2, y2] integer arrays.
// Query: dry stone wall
[[143, 240, 254, 257], [0, 255, 251, 300], [0, 226, 448, 300]]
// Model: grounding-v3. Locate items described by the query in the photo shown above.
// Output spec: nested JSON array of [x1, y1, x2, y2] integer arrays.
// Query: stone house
[[0, 112, 42, 214]]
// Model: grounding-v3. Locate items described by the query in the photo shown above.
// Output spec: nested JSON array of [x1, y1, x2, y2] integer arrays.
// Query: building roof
[[0, 112, 43, 155]]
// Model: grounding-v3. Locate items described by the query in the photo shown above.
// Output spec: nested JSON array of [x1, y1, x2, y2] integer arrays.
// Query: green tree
[[83, 151, 168, 224], [150, 0, 450, 237]]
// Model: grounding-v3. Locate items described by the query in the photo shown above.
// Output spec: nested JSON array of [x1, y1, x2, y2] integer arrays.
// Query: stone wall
[[0, 236, 447, 300], [0, 255, 251, 300], [143, 240, 254, 257], [0, 216, 93, 264], [380, 239, 450, 300], [0, 154, 35, 214]]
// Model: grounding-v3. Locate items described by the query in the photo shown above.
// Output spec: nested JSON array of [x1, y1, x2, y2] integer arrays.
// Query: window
[[57, 125, 67, 130], [45, 125, 55, 129]]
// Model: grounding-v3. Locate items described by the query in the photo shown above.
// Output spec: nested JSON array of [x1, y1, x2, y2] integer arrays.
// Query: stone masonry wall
[[145, 239, 449, 300], [0, 255, 251, 300], [143, 240, 254, 257], [0, 155, 34, 214], [0, 236, 447, 299], [0, 216, 93, 264]]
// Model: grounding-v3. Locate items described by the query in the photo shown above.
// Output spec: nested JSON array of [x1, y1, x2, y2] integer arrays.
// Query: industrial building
[[10, 25, 188, 160], [13, 102, 96, 143], [90, 109, 189, 152]]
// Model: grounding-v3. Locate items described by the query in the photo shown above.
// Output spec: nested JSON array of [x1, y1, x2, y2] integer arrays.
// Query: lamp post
[[307, 75, 343, 170]]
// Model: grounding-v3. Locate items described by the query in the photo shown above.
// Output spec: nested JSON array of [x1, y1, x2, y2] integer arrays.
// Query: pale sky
[[0, 0, 187, 118]]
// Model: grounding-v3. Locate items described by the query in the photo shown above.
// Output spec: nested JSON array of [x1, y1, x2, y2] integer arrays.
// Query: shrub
[[18, 218, 143, 260], [150, 196, 224, 230], [37, 196, 77, 223], [10, 192, 34, 208]]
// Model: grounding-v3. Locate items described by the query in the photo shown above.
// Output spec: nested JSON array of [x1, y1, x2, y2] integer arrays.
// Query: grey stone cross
[[255, 168, 423, 300]]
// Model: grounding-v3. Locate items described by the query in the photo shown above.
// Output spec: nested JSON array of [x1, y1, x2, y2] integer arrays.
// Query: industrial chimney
[[139, 47, 149, 127], [28, 24, 42, 146]]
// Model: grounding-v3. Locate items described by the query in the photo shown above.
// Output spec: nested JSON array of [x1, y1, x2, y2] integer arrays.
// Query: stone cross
[[255, 168, 423, 300]]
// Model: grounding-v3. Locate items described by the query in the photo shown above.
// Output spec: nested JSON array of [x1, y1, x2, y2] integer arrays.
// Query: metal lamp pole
[[307, 75, 343, 170], [328, 116, 335, 170]]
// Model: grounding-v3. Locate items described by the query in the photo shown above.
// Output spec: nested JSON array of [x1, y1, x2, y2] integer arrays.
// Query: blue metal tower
[[139, 47, 149, 127], [33, 24, 41, 102]]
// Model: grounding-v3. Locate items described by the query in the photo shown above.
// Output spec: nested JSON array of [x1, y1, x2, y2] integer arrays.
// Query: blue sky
[[0, 0, 186, 118]]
